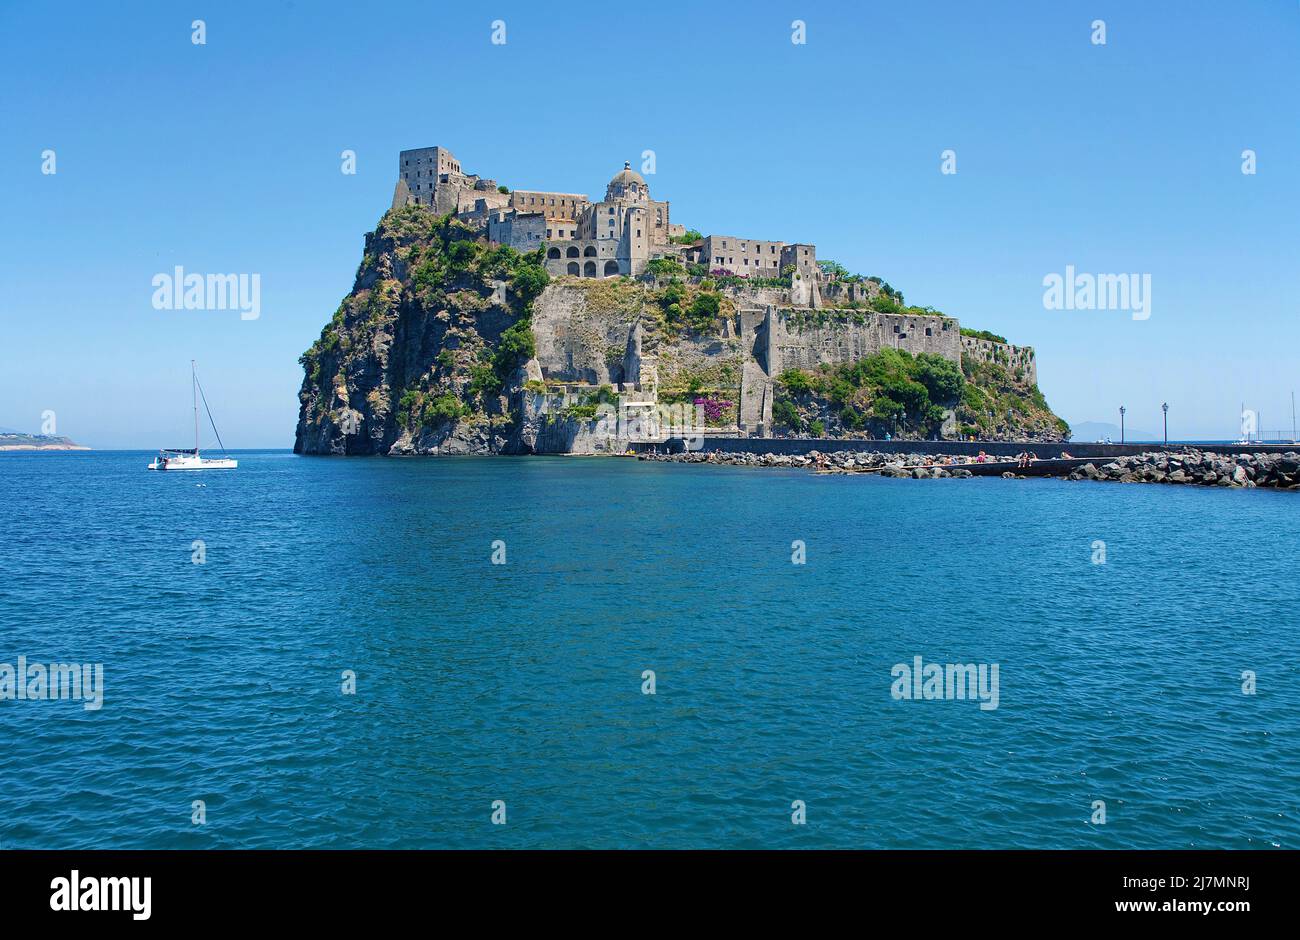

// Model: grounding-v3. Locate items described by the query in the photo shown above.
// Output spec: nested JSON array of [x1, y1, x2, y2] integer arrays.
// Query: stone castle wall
[[961, 336, 1037, 386], [767, 309, 961, 374], [530, 283, 975, 392]]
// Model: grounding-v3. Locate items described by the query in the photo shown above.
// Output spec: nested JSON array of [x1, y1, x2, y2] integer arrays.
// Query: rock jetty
[[1063, 450, 1300, 489], [638, 448, 1300, 490]]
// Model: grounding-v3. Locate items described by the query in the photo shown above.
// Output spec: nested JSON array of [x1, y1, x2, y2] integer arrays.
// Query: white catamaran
[[147, 361, 238, 471]]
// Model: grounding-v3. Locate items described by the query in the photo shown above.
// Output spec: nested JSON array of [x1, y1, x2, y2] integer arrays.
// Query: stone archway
[[567, 262, 580, 275], [583, 261, 597, 277], [603, 260, 619, 277]]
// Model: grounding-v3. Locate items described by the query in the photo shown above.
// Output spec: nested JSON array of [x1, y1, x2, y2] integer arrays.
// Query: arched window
[[583, 246, 597, 257], [566, 246, 580, 258], [603, 261, 619, 277], [583, 261, 597, 277], [567, 262, 579, 275], [547, 247, 561, 259]]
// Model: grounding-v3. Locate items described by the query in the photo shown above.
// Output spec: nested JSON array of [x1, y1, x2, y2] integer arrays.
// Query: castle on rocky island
[[283, 145, 1059, 455], [394, 146, 819, 283]]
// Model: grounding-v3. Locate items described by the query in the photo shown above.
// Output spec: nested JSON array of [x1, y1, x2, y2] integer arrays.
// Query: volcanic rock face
[[294, 208, 550, 456]]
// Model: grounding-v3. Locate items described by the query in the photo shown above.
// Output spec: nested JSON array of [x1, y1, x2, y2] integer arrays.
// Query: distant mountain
[[0, 432, 89, 451], [1068, 420, 1160, 443]]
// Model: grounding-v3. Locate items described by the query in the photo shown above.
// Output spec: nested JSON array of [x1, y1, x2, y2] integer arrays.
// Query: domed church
[[396, 146, 815, 282], [528, 161, 674, 278]]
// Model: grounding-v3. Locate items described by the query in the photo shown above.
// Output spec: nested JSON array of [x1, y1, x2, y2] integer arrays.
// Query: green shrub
[[772, 399, 802, 431], [421, 394, 465, 427], [840, 405, 868, 430], [510, 263, 550, 309], [913, 353, 964, 403], [686, 292, 721, 331], [491, 319, 536, 380], [468, 364, 503, 397], [779, 368, 814, 395], [647, 257, 684, 276]]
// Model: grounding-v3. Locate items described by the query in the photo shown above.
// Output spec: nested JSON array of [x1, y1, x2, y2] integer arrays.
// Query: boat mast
[[193, 360, 199, 455]]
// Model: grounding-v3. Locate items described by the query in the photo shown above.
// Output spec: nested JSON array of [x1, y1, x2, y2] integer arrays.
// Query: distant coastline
[[0, 433, 90, 452]]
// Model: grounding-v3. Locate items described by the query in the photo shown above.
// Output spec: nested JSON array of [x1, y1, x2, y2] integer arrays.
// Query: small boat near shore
[[148, 361, 238, 471]]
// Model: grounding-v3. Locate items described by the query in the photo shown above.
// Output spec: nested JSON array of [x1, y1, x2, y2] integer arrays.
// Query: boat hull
[[148, 458, 238, 470]]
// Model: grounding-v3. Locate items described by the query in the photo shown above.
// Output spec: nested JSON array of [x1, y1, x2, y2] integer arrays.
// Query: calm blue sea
[[1, 450, 1297, 849]]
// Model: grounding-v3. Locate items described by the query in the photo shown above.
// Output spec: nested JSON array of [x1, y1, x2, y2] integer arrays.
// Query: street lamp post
[[1119, 406, 1126, 444], [1162, 402, 1169, 445]]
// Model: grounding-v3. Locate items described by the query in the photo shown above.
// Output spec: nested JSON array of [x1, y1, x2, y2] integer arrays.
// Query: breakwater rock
[[639, 449, 975, 478], [639, 448, 1300, 490], [1065, 450, 1300, 489]]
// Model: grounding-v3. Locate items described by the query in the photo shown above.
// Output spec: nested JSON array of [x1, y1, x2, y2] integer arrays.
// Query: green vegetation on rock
[[296, 206, 550, 452], [775, 349, 964, 436]]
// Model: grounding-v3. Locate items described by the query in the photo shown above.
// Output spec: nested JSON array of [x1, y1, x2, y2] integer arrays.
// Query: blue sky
[[2, 0, 1297, 447]]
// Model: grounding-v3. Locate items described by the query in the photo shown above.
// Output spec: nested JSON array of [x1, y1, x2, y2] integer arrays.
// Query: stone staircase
[[739, 359, 772, 436]]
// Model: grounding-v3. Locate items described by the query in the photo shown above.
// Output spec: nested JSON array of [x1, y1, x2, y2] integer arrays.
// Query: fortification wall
[[769, 309, 961, 375], [961, 336, 1037, 386]]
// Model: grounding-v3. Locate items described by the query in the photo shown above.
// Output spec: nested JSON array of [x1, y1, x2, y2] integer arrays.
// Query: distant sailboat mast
[[193, 359, 200, 455]]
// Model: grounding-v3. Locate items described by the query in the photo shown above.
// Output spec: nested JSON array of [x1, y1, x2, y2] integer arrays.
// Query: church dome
[[606, 162, 648, 201], [610, 161, 645, 188]]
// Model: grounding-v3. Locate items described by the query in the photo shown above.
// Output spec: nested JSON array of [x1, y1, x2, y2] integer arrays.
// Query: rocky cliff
[[294, 205, 1068, 454], [294, 208, 549, 455]]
